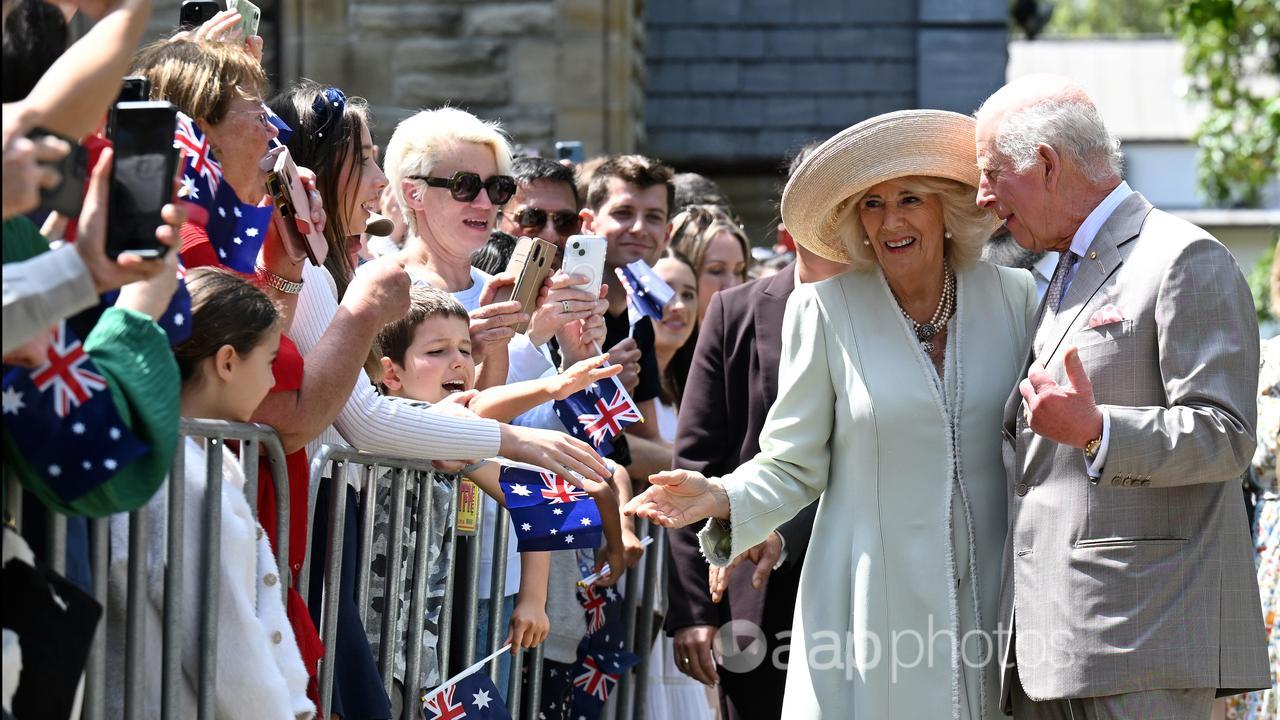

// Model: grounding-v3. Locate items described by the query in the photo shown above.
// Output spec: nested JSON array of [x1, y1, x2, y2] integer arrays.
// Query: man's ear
[[380, 356, 404, 392], [214, 344, 238, 383], [1037, 143, 1061, 191], [579, 207, 596, 234]]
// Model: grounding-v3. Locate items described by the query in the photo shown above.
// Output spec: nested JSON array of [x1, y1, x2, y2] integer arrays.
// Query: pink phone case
[[273, 149, 328, 266]]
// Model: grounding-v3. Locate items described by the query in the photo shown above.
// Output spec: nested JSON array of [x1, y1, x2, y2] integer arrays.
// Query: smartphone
[[266, 147, 327, 266], [106, 101, 178, 259], [562, 235, 607, 298], [494, 236, 557, 333], [180, 0, 219, 28], [226, 0, 261, 38], [106, 76, 152, 137], [555, 141, 584, 165], [31, 129, 88, 218]]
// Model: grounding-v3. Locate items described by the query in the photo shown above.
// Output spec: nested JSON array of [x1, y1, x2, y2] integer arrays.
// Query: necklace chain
[[897, 264, 955, 353]]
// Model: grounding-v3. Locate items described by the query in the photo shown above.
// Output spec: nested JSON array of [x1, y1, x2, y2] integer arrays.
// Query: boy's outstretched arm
[[467, 354, 621, 422]]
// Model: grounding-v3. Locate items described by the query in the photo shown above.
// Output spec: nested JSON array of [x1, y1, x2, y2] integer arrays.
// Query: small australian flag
[[615, 259, 674, 322], [421, 669, 511, 720], [551, 376, 643, 457], [498, 462, 603, 552], [2, 321, 150, 503], [570, 648, 640, 716]]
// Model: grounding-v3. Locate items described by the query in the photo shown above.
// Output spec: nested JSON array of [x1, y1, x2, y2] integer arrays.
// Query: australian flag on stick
[[2, 321, 150, 502], [498, 462, 603, 552], [421, 667, 511, 720], [570, 649, 640, 716], [552, 376, 643, 457], [615, 259, 674, 322]]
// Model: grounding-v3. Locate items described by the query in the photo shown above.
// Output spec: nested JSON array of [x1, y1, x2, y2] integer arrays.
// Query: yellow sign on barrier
[[455, 479, 480, 535]]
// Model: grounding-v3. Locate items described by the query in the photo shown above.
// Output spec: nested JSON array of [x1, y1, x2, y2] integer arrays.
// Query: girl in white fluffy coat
[[107, 268, 314, 719]]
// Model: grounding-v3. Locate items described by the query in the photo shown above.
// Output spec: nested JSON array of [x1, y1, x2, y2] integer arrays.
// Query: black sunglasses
[[411, 171, 517, 205], [507, 207, 581, 236]]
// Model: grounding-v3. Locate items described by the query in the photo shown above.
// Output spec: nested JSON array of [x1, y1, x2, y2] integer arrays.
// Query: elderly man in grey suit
[[975, 75, 1270, 719]]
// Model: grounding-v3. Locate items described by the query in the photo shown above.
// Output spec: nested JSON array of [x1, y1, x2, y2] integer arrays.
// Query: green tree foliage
[[1247, 240, 1276, 324], [1166, 0, 1280, 207], [1041, 0, 1170, 37]]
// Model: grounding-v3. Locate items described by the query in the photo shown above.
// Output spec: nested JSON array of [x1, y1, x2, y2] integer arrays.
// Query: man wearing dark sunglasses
[[496, 157, 581, 267]]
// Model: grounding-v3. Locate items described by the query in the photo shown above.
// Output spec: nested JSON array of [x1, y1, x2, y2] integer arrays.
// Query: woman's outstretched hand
[[622, 470, 730, 528]]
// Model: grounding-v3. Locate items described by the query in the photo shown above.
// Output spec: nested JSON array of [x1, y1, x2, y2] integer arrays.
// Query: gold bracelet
[[256, 266, 303, 295]]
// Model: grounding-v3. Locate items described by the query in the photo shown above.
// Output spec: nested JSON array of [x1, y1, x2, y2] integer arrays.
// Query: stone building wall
[[138, 0, 646, 156]]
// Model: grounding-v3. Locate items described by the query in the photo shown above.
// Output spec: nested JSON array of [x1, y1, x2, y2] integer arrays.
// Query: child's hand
[[551, 354, 623, 400], [621, 526, 646, 569], [505, 599, 549, 651], [592, 539, 626, 587]]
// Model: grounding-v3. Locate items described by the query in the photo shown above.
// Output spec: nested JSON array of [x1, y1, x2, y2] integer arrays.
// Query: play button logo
[[713, 619, 767, 674]]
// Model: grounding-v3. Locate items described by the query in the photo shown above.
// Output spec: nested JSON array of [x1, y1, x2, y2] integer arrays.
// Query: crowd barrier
[[5, 429, 667, 720]]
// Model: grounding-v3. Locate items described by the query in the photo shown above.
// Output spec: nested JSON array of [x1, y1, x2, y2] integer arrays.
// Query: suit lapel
[[1035, 192, 1149, 368], [755, 265, 795, 404]]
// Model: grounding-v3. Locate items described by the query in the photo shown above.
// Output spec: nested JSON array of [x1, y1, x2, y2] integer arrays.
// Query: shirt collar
[[1069, 181, 1131, 257], [1033, 251, 1060, 282]]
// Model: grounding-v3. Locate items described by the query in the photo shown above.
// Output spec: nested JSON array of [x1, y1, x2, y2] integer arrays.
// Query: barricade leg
[[629, 524, 663, 720], [437, 477, 460, 681], [525, 643, 545, 720], [162, 436, 187, 719], [402, 470, 434, 719], [83, 516, 109, 720], [122, 504, 149, 718], [318, 459, 351, 717], [459, 498, 485, 668], [613, 517, 647, 720], [378, 467, 408, 697], [196, 437, 223, 720], [355, 464, 379, 629], [487, 505, 511, 686]]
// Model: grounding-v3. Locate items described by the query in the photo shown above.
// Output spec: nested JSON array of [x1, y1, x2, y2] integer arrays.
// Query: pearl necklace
[[898, 264, 955, 354]]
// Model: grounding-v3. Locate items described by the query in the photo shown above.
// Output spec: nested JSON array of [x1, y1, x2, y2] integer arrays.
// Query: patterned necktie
[[1034, 251, 1078, 359], [1043, 250, 1077, 313]]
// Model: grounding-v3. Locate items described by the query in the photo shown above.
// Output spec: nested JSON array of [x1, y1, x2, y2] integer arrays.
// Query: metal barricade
[[304, 444, 531, 720], [6, 418, 290, 720]]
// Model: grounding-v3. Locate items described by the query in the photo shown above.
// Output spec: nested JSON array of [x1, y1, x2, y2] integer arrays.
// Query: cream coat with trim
[[700, 262, 1035, 719]]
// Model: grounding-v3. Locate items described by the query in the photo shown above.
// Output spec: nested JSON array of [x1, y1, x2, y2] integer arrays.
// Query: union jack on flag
[[174, 113, 222, 189], [31, 323, 107, 418], [2, 321, 150, 504], [573, 655, 621, 702], [498, 462, 603, 552], [420, 668, 511, 720], [578, 383, 643, 446], [579, 584, 609, 633], [552, 376, 643, 456], [539, 470, 588, 504]]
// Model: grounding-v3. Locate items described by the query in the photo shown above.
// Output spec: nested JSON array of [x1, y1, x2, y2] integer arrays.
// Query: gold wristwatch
[[1084, 434, 1103, 460]]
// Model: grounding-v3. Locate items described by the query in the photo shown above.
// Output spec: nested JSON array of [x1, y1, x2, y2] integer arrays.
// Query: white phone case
[[562, 235, 608, 298]]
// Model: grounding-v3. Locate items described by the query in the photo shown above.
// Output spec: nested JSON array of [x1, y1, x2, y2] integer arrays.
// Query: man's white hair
[[993, 97, 1123, 184], [384, 106, 512, 235]]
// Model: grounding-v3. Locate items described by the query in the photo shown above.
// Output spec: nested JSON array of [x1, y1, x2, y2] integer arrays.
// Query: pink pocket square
[[1088, 304, 1125, 328]]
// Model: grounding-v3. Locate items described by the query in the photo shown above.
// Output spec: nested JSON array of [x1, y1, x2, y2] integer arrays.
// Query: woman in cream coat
[[626, 110, 1036, 719]]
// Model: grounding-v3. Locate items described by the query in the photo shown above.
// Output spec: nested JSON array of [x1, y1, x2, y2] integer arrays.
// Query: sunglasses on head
[[411, 171, 517, 205], [507, 207, 581, 235]]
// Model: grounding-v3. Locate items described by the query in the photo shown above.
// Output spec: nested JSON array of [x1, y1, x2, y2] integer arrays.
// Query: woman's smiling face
[[857, 179, 947, 283]]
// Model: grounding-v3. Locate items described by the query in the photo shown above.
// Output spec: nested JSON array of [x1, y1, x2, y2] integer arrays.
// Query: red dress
[[180, 220, 325, 712]]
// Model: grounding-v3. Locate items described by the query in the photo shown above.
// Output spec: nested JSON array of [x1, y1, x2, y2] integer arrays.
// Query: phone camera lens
[[578, 249, 585, 256]]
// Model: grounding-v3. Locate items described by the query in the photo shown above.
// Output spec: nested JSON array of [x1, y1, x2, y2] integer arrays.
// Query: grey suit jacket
[[998, 192, 1270, 706]]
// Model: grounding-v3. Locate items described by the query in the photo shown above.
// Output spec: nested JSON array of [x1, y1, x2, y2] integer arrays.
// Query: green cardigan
[[3, 218, 179, 517]]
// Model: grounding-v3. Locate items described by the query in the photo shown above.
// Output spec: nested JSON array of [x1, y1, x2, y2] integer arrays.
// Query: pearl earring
[[863, 240, 871, 246], [944, 230, 953, 240]]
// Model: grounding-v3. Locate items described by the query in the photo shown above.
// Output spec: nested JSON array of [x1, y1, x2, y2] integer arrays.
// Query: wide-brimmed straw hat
[[781, 109, 982, 263]]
